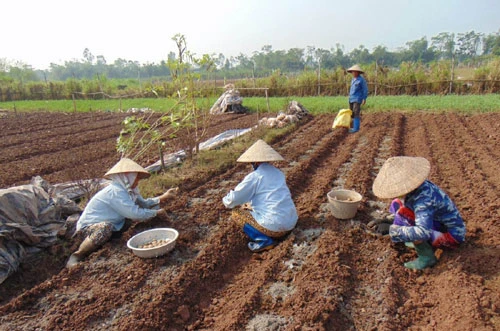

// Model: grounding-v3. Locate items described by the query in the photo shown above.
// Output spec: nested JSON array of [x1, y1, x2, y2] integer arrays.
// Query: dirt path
[[0, 112, 499, 330]]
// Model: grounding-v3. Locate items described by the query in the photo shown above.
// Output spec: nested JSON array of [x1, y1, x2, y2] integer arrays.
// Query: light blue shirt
[[349, 75, 368, 103], [223, 163, 298, 232], [76, 182, 160, 232]]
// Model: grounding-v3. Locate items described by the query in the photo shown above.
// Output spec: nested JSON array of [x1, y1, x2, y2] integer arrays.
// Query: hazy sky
[[3, 0, 499, 70]]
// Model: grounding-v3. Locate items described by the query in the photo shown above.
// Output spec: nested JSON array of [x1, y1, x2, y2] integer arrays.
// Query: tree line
[[1, 30, 500, 101], [1, 30, 499, 82]]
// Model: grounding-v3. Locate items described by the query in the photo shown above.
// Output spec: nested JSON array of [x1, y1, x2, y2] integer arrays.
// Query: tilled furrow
[[395, 113, 498, 330], [0, 117, 125, 149], [192, 238, 295, 330], [454, 113, 500, 160], [449, 113, 500, 189], [111, 221, 252, 330], [0, 127, 121, 163], [0, 112, 124, 138], [239, 116, 400, 328], [175, 118, 350, 329], [300, 114, 408, 330], [342, 112, 392, 197], [425, 114, 499, 227], [0, 140, 118, 187], [275, 115, 333, 159]]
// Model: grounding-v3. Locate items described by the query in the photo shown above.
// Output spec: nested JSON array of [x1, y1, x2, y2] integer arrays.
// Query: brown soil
[[0, 111, 499, 330]]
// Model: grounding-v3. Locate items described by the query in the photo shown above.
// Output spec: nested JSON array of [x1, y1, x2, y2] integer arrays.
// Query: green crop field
[[1, 94, 500, 114]]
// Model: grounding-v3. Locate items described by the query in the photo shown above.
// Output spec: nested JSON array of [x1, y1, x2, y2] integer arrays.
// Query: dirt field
[[0, 111, 499, 330]]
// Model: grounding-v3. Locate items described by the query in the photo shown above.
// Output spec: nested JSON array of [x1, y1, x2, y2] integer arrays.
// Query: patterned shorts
[[231, 209, 290, 239], [80, 222, 114, 247]]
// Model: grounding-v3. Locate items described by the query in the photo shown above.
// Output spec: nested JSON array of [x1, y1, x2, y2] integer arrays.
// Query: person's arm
[[222, 173, 259, 209], [136, 187, 179, 209], [389, 199, 434, 242], [136, 195, 160, 209], [110, 189, 159, 220]]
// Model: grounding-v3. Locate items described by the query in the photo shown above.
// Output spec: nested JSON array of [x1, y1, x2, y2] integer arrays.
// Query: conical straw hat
[[237, 139, 285, 163], [372, 156, 430, 199], [347, 64, 364, 74], [104, 158, 150, 179]]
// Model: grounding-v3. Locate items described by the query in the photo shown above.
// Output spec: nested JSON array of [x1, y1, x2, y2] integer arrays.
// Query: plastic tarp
[[0, 177, 81, 284], [209, 88, 244, 114], [198, 128, 253, 151]]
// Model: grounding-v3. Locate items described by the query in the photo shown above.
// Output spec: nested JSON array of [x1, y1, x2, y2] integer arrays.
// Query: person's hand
[[156, 208, 167, 218], [367, 217, 393, 235], [159, 187, 179, 203]]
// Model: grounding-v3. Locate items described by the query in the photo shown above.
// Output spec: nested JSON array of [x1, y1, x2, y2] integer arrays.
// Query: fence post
[[72, 93, 77, 113], [317, 61, 321, 96], [449, 54, 455, 94], [265, 89, 270, 113]]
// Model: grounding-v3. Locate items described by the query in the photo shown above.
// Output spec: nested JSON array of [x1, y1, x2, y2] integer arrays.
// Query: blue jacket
[[349, 75, 368, 103], [389, 180, 465, 243], [223, 163, 298, 232]]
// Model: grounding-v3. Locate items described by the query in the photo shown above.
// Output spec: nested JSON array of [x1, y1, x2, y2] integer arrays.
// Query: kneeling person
[[223, 140, 298, 252], [66, 158, 177, 268], [373, 156, 466, 270]]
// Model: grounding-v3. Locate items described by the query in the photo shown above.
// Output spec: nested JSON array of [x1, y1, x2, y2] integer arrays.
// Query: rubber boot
[[404, 241, 437, 270], [349, 117, 360, 133], [243, 223, 276, 253], [404, 242, 415, 249], [66, 237, 98, 268]]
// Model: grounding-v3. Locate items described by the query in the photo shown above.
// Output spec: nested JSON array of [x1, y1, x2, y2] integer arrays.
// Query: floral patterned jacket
[[389, 180, 466, 243]]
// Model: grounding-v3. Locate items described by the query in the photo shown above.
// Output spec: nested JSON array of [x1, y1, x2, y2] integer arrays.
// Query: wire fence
[[1, 78, 499, 102]]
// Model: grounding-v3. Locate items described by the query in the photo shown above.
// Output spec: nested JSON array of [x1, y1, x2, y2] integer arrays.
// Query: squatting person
[[347, 64, 368, 133], [222, 140, 298, 252], [372, 156, 466, 270], [66, 158, 178, 268]]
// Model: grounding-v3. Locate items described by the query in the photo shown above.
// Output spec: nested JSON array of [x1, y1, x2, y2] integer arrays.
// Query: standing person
[[372, 156, 466, 270], [347, 64, 368, 133], [66, 158, 178, 268], [223, 140, 298, 252]]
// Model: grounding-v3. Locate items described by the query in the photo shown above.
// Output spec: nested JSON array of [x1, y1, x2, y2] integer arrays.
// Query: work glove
[[389, 199, 415, 227], [367, 217, 393, 235]]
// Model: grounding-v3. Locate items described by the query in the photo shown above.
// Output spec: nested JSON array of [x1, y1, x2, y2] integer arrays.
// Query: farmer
[[347, 64, 368, 133], [66, 158, 178, 268], [222, 140, 298, 252], [372, 156, 466, 270]]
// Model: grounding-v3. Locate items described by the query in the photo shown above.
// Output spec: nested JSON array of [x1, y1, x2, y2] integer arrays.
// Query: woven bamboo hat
[[347, 65, 364, 74], [237, 139, 285, 163], [104, 158, 150, 179], [372, 156, 430, 199]]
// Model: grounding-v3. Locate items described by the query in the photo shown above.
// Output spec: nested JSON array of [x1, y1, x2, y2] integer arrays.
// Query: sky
[[2, 0, 499, 70]]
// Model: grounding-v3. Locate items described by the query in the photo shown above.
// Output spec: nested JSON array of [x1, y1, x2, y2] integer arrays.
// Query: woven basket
[[327, 189, 362, 219], [127, 228, 178, 258]]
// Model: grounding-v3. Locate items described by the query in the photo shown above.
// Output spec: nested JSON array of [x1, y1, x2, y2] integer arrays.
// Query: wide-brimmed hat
[[237, 139, 285, 163], [372, 156, 430, 199], [104, 158, 150, 179], [347, 65, 364, 74]]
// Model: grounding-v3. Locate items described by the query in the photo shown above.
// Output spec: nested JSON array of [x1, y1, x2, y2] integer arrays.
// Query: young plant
[[116, 34, 214, 166]]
